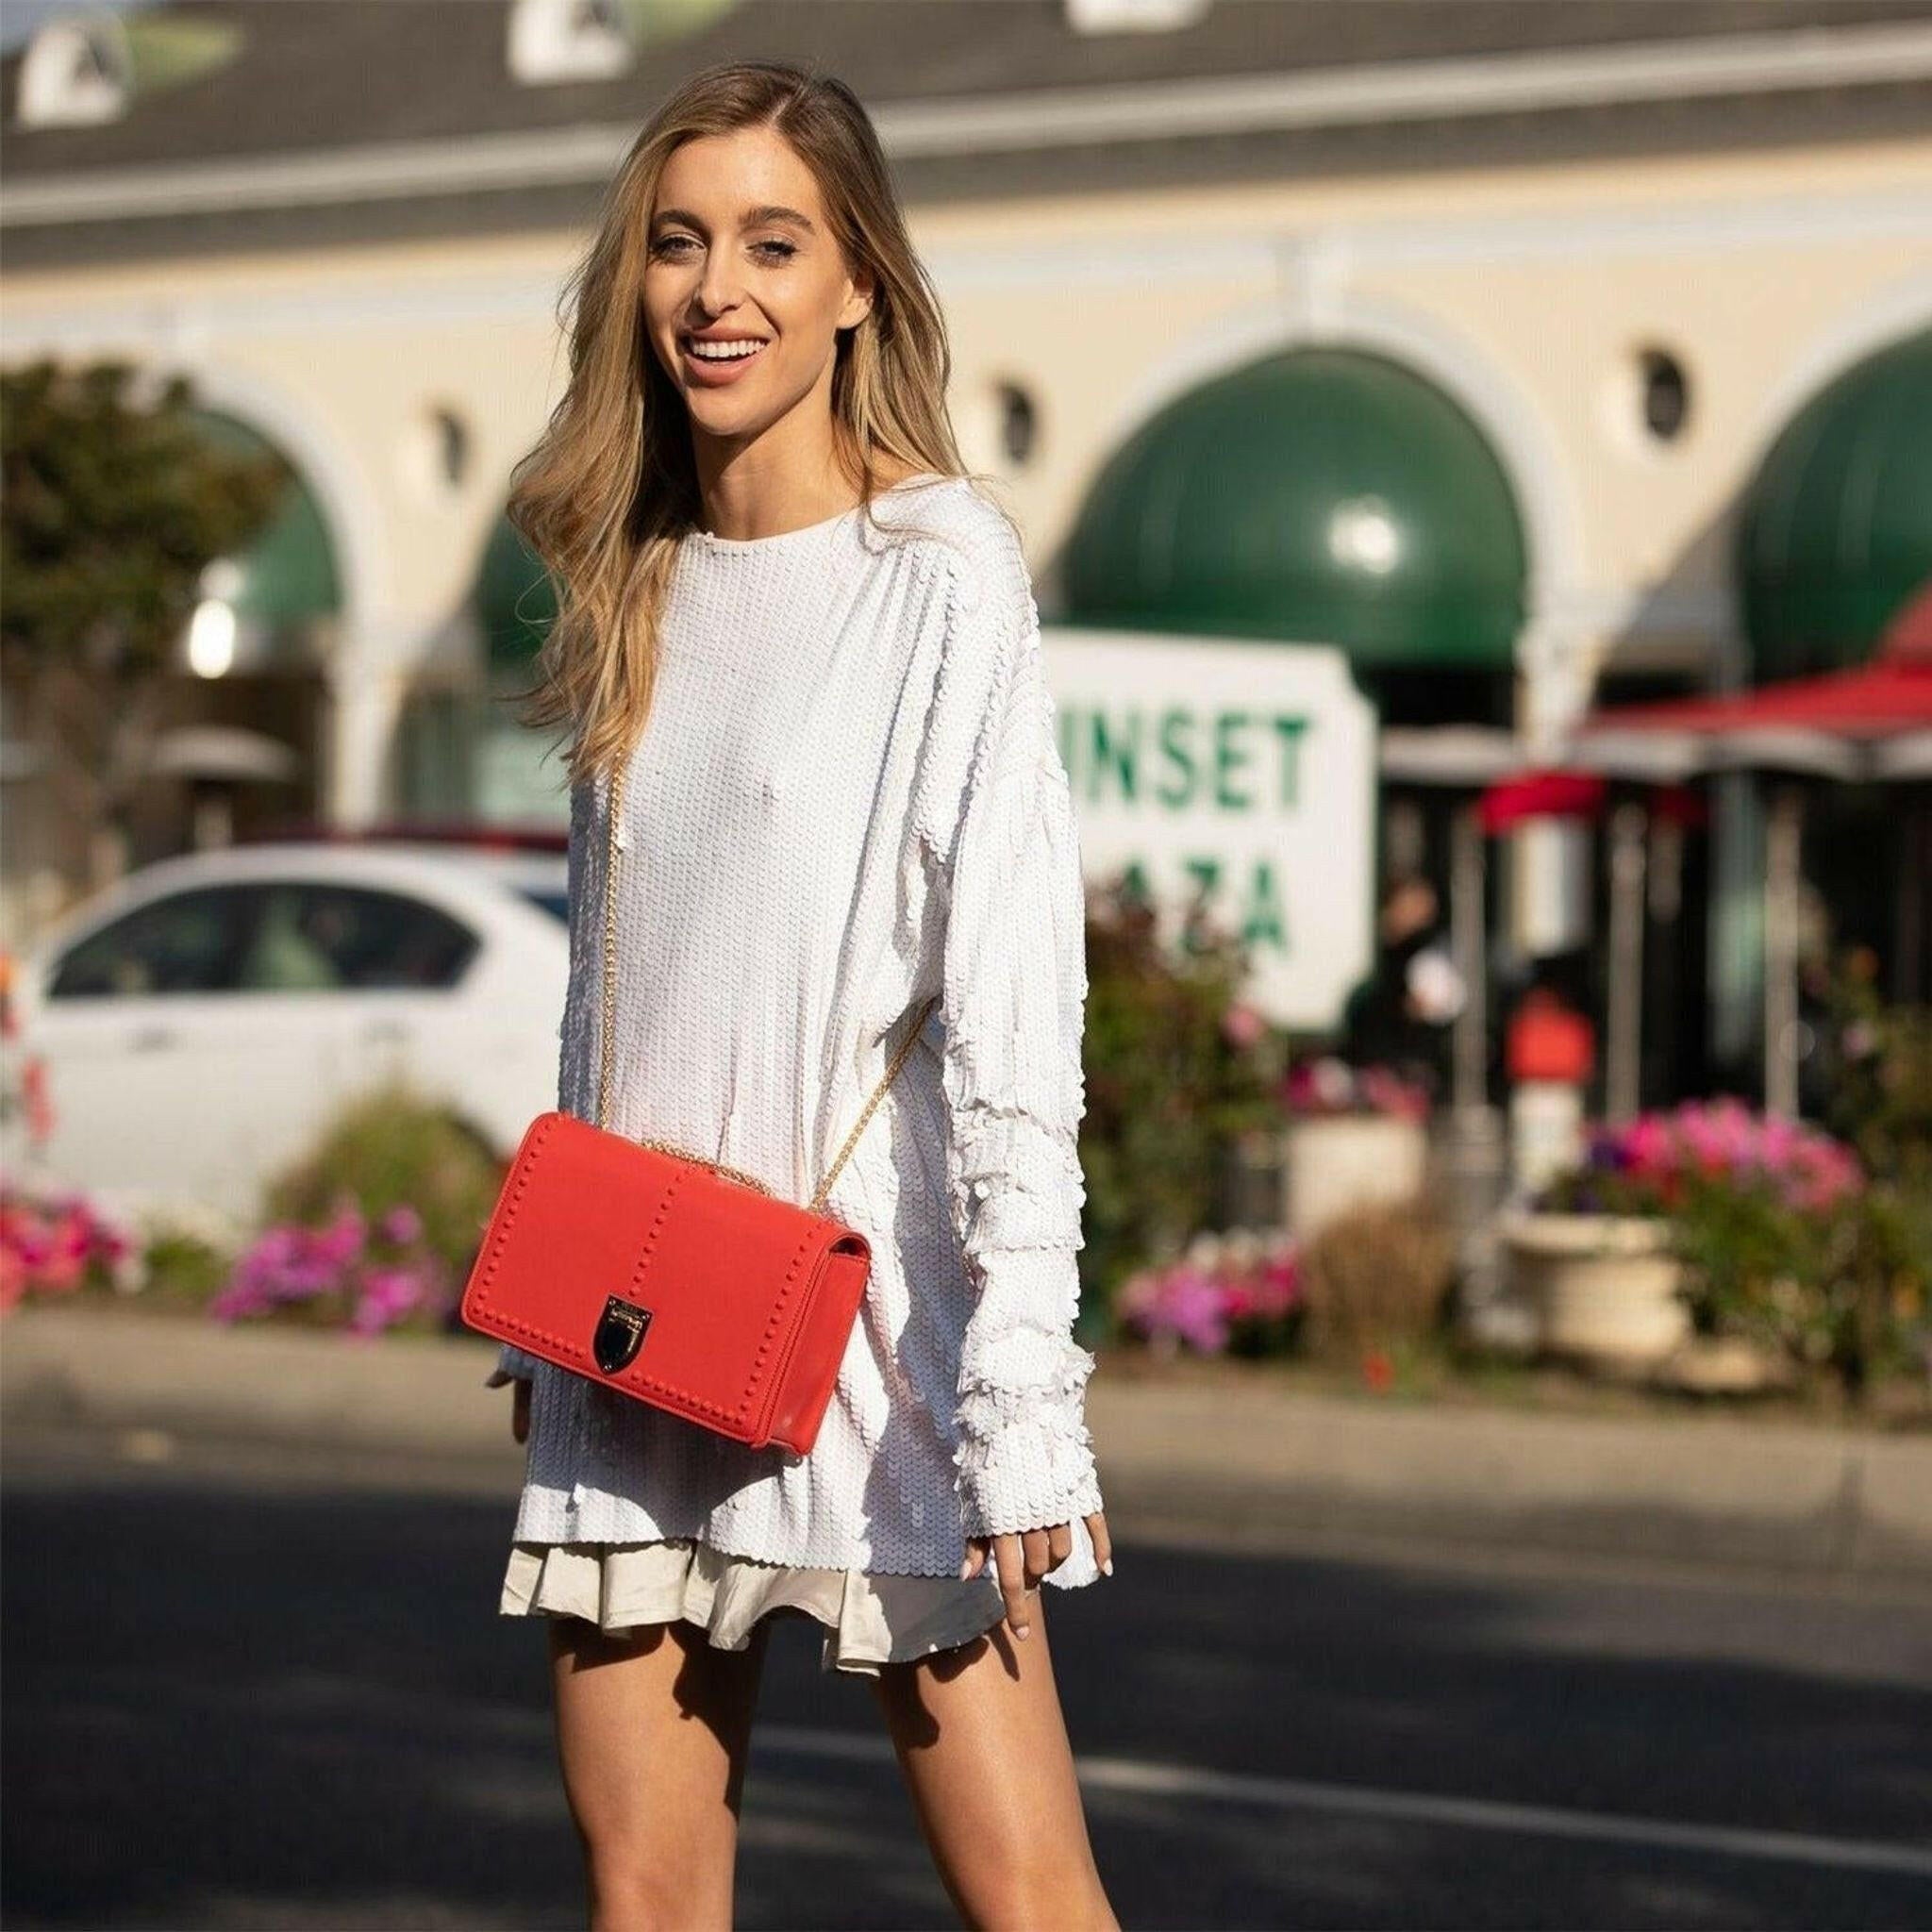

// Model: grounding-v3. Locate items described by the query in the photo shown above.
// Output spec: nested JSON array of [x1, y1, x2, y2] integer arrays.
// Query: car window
[[47, 885, 263, 998], [515, 887, 571, 926], [235, 883, 479, 992]]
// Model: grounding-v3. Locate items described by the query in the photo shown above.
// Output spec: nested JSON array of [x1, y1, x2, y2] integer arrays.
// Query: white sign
[[1044, 629, 1376, 1031]]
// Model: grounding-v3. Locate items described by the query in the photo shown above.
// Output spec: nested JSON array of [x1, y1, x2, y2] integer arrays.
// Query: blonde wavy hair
[[504, 58, 1009, 791]]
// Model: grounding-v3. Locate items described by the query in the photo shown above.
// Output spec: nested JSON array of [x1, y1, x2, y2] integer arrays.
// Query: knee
[[966, 1856, 1111, 1932], [582, 1840, 726, 1932]]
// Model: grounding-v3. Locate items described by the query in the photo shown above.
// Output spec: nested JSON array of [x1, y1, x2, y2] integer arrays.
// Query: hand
[[511, 1377, 531, 1445], [961, 1510, 1112, 1641]]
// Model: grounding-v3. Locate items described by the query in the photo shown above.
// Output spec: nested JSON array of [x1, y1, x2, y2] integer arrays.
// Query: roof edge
[[8, 19, 1932, 230]]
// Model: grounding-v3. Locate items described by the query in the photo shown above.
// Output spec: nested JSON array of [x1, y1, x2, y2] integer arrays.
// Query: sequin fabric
[[488, 474, 1106, 1591]]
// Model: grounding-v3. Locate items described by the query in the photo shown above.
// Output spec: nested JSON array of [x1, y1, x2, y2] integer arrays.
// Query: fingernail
[[1101, 1558, 1113, 1576], [1013, 1624, 1030, 1640]]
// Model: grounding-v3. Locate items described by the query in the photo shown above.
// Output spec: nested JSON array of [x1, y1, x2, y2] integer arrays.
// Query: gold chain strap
[[595, 753, 940, 1218]]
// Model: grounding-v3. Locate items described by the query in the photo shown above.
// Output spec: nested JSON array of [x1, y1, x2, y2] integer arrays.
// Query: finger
[[959, 1537, 988, 1582], [994, 1536, 1033, 1639], [1022, 1526, 1052, 1588], [1085, 1511, 1113, 1575], [1044, 1522, 1074, 1574]]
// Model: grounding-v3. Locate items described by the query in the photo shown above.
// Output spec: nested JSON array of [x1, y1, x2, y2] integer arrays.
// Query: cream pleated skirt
[[500, 1537, 1009, 1677]]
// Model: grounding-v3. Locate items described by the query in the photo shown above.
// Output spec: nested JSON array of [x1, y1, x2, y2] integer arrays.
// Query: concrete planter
[[1282, 1115, 1429, 1241], [1498, 1208, 1692, 1367]]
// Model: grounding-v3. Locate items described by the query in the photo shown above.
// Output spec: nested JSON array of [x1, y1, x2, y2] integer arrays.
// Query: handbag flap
[[461, 1110, 870, 1435]]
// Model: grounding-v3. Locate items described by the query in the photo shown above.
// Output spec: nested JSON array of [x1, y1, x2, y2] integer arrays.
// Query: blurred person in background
[[1341, 874, 1465, 1102], [479, 59, 1117, 1932]]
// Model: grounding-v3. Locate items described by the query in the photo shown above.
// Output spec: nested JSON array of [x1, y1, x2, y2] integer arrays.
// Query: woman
[[484, 58, 1119, 1932]]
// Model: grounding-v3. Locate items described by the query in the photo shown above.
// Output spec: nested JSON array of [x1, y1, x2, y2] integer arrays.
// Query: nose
[[696, 248, 745, 323]]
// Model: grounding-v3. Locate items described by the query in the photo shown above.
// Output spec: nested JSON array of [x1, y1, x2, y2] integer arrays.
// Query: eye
[[651, 235, 696, 258], [753, 240, 796, 261]]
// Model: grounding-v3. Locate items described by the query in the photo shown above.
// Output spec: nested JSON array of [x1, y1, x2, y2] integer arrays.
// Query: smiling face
[[642, 123, 874, 452]]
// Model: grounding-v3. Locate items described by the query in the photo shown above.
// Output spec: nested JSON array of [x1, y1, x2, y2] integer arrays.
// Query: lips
[[678, 333, 770, 386], [682, 334, 768, 358]]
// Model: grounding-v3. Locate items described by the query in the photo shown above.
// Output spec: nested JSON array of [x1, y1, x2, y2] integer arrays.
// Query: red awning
[[1477, 768, 1605, 834], [1574, 578, 1932, 749], [1581, 658, 1932, 738]]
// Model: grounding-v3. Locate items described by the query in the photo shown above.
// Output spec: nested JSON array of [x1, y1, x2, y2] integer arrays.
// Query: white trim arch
[[161, 357, 386, 635], [127, 356, 393, 824], [1740, 265, 1932, 491]]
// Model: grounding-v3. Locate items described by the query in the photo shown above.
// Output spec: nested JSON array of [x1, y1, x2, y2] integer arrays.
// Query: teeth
[[688, 339, 764, 361]]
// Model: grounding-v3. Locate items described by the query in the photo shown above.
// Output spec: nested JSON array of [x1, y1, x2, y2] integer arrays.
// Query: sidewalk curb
[[6, 1307, 1929, 1584]]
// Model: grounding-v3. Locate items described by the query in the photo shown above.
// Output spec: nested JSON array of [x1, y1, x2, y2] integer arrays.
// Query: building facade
[[5, 0, 1929, 1081]]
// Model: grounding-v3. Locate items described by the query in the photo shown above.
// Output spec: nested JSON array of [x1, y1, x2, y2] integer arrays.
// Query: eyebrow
[[651, 205, 816, 236]]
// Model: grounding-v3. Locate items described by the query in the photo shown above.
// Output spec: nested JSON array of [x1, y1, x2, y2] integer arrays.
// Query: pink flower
[[377, 1204, 424, 1247], [1222, 1003, 1267, 1052], [1120, 1240, 1304, 1355], [1250, 1252, 1303, 1316], [1577, 1097, 1861, 1214], [0, 1184, 140, 1307], [349, 1265, 429, 1336]]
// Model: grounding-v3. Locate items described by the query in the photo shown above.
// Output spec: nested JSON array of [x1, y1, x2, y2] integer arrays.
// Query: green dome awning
[[1740, 327, 1932, 682], [1060, 349, 1526, 671], [475, 514, 556, 676], [188, 409, 339, 625]]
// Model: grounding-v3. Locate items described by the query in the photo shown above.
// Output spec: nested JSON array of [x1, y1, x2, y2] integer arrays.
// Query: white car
[[6, 840, 571, 1227]]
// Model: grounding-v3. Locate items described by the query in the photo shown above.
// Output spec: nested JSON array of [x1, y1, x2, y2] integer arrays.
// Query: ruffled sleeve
[[484, 1343, 544, 1388], [910, 523, 1105, 1543]]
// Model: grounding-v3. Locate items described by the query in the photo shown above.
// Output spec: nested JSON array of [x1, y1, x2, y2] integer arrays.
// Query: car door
[[244, 878, 483, 1132], [31, 881, 325, 1222]]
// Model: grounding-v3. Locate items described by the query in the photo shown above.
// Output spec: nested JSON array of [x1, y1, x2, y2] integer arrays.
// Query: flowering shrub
[[1538, 1098, 1927, 1399], [1539, 1098, 1863, 1217], [210, 1197, 454, 1337], [1079, 881, 1289, 1334], [260, 1078, 507, 1287], [1115, 1229, 1303, 1358], [1664, 1171, 1930, 1394], [1822, 960, 1932, 1193], [1282, 1056, 1432, 1124], [0, 1179, 139, 1311]]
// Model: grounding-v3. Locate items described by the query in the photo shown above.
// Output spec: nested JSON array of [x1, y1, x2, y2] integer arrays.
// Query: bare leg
[[869, 1593, 1117, 1932], [548, 1613, 774, 1932]]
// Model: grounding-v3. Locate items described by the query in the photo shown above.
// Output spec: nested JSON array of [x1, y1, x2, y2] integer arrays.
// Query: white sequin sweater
[[486, 472, 1106, 1590]]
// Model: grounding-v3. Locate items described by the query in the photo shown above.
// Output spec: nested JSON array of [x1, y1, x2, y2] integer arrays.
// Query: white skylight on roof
[[1064, 0, 1211, 34], [508, 0, 636, 86], [15, 8, 135, 127]]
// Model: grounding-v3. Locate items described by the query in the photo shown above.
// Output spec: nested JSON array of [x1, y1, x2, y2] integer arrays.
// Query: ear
[[839, 261, 877, 333]]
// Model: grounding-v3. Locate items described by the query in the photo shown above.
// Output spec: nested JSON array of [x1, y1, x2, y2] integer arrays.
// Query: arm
[[915, 533, 1106, 1550]]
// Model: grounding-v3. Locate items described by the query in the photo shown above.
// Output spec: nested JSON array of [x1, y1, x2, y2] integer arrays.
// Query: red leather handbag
[[460, 751, 938, 1455]]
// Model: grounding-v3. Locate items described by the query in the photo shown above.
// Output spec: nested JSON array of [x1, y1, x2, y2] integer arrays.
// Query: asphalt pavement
[[7, 1306, 1932, 1584], [4, 1418, 1931, 1931]]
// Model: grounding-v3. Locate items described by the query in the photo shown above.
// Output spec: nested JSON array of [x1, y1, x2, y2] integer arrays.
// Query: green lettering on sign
[[1272, 716, 1309, 807], [1214, 711, 1254, 812], [1063, 704, 1312, 815], [1156, 708, 1195, 808], [1089, 709, 1140, 806], [1243, 856, 1289, 954]]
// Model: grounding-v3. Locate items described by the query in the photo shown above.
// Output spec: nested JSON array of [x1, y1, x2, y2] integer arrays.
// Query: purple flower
[[377, 1204, 424, 1247], [348, 1265, 428, 1336]]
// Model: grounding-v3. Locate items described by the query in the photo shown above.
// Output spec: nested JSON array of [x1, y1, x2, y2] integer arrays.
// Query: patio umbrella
[[1566, 578, 1932, 1116]]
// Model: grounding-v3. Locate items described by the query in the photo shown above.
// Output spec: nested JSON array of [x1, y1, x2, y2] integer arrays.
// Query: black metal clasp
[[592, 1295, 652, 1374]]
